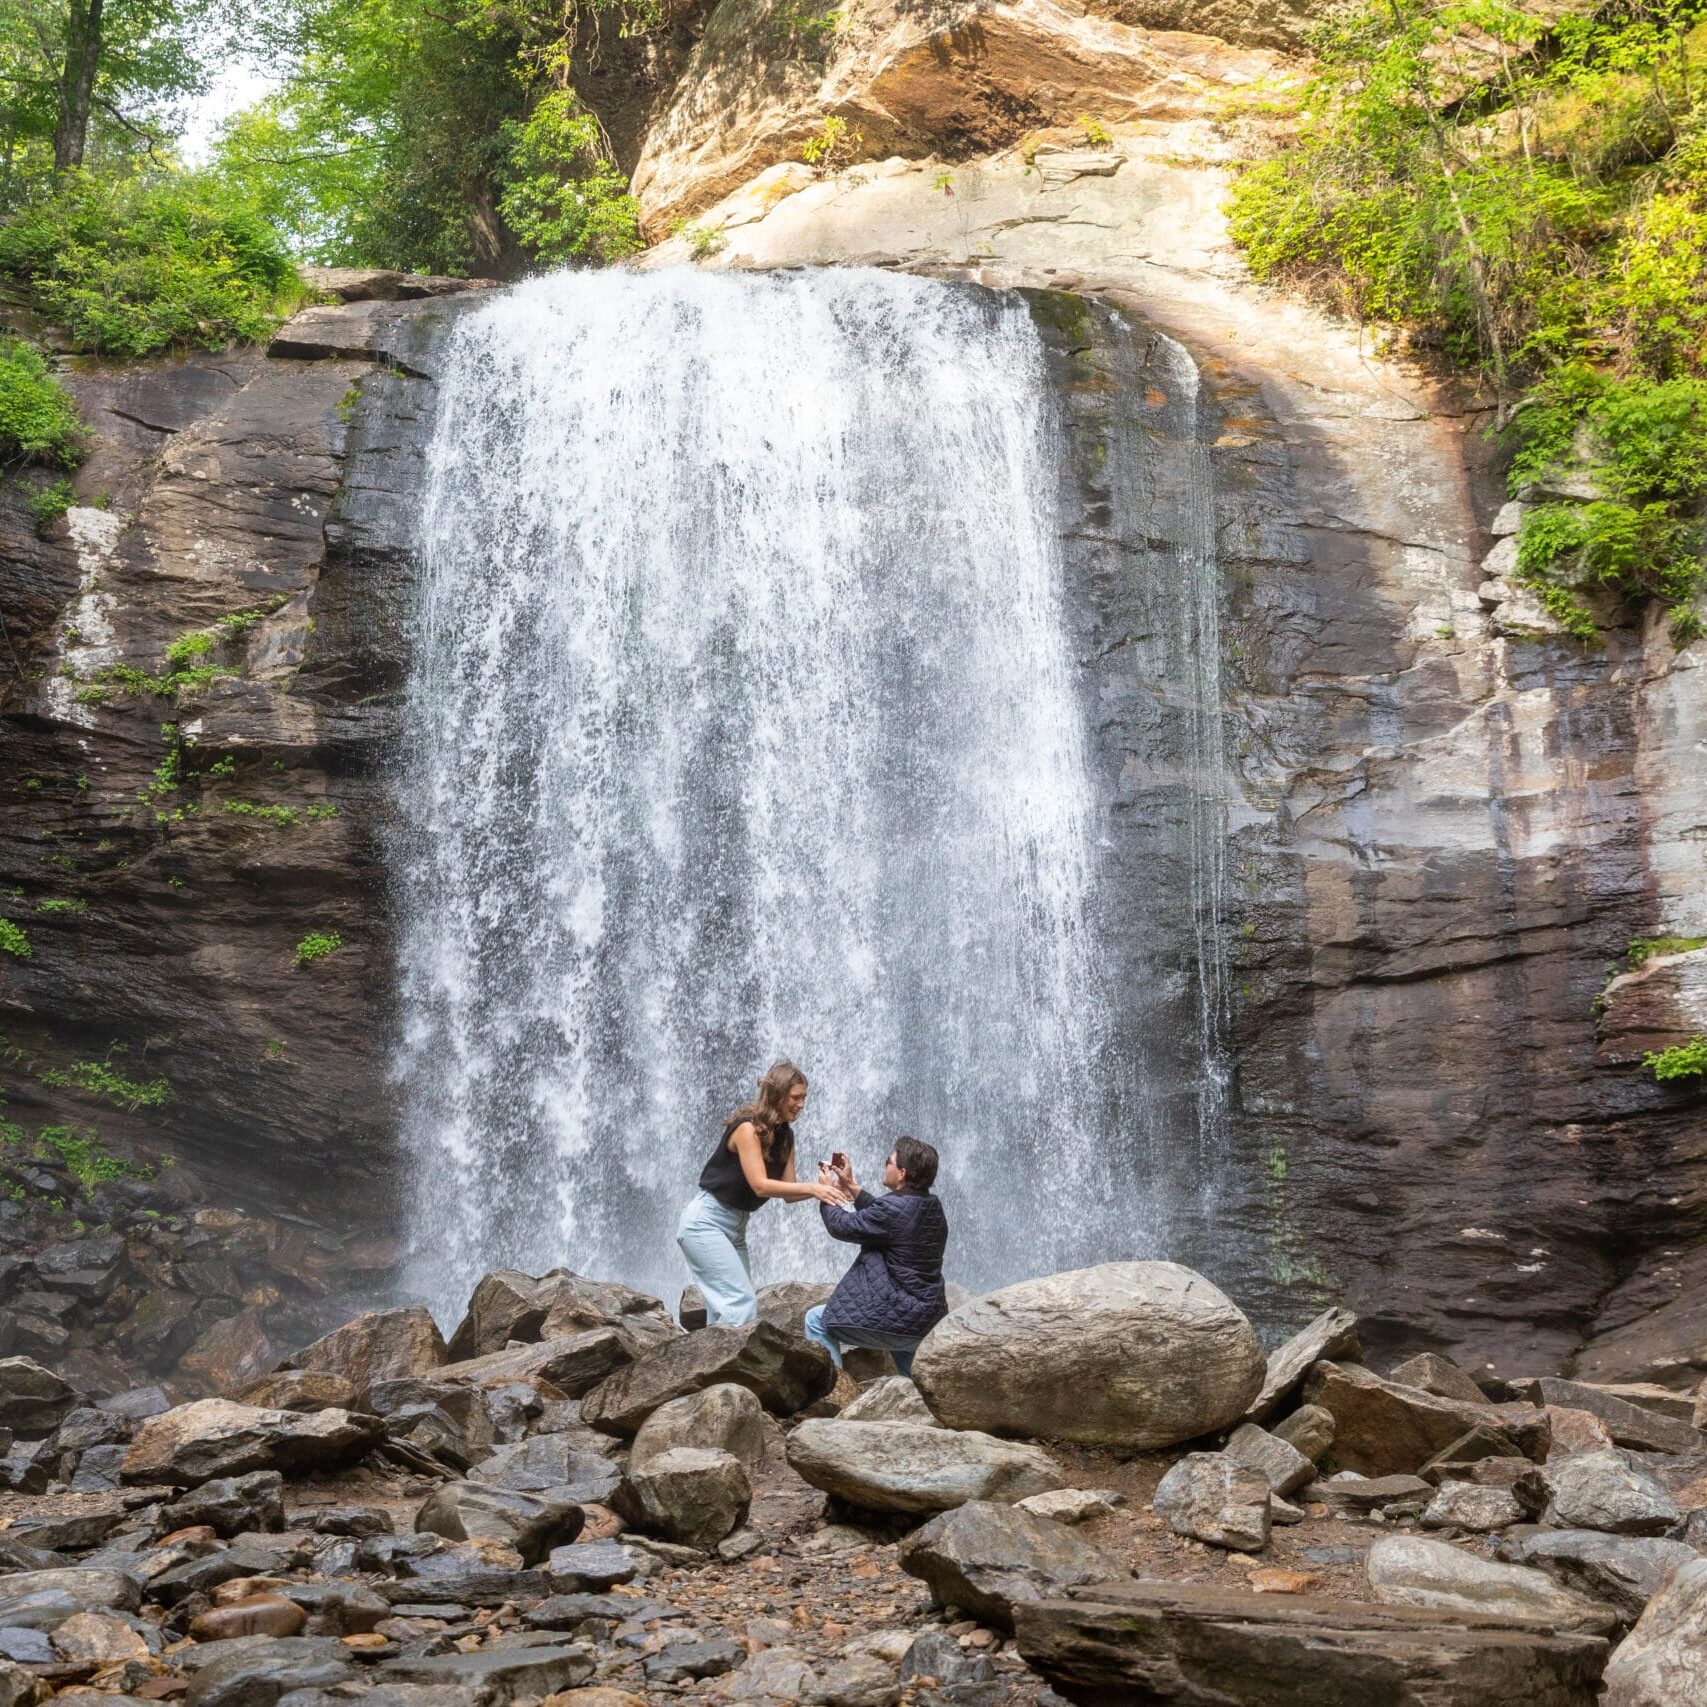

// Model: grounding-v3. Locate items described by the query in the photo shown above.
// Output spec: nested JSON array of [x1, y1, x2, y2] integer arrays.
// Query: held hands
[[813, 1166, 853, 1206]]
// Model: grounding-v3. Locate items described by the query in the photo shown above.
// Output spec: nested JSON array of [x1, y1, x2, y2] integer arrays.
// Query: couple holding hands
[[675, 1060, 950, 1379]]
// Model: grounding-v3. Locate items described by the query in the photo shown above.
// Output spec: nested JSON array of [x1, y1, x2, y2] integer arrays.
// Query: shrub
[[0, 170, 305, 357], [38, 1058, 173, 1110], [496, 91, 642, 266], [0, 919, 30, 957], [0, 339, 83, 468], [1646, 1035, 1707, 1080], [294, 929, 342, 967]]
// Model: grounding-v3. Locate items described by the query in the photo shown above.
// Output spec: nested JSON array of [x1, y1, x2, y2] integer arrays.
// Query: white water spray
[[395, 267, 1146, 1321]]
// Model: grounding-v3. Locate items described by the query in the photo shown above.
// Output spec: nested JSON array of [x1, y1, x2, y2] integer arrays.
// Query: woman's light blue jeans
[[803, 1303, 919, 1380], [676, 1190, 758, 1325]]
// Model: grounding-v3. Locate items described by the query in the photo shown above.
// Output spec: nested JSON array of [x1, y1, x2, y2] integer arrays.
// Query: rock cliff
[[2, 0, 1703, 1392]]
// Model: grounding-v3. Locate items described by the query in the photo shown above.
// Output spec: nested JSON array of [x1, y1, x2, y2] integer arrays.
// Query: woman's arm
[[731, 1124, 846, 1205]]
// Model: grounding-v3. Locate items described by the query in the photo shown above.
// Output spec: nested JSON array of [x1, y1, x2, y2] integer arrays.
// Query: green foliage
[[1646, 1035, 1707, 1079], [495, 89, 641, 265], [36, 897, 87, 915], [0, 340, 84, 469], [27, 478, 77, 533], [226, 799, 301, 826], [38, 1056, 172, 1110], [1628, 934, 1707, 966], [1079, 115, 1112, 148], [33, 1124, 158, 1188], [800, 114, 855, 167], [1227, 0, 1707, 640], [294, 929, 342, 966], [0, 919, 30, 957], [684, 221, 726, 260], [0, 171, 304, 358], [214, 609, 266, 636], [163, 631, 214, 669]]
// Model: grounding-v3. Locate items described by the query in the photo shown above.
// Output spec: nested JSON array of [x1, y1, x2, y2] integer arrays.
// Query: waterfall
[[394, 268, 1151, 1322]]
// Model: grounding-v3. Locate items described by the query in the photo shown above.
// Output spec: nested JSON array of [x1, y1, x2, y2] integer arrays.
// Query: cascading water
[[394, 267, 1155, 1323]]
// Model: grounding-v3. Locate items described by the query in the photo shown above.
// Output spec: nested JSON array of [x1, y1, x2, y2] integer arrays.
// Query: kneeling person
[[804, 1136, 948, 1381]]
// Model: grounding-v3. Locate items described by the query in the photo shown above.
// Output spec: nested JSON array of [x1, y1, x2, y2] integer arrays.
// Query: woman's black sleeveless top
[[699, 1119, 794, 1213]]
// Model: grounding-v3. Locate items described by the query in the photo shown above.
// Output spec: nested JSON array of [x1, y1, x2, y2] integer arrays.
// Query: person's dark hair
[[893, 1135, 938, 1191], [729, 1060, 806, 1163]]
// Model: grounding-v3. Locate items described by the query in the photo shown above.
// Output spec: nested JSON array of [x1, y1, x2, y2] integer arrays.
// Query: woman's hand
[[810, 1178, 852, 1207]]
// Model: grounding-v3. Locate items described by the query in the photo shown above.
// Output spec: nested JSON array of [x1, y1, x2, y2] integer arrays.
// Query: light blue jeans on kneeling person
[[676, 1189, 758, 1326], [803, 1302, 920, 1380]]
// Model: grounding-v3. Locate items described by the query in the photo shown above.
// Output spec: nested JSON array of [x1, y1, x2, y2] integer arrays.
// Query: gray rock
[[913, 1263, 1263, 1449], [1502, 1531, 1701, 1623], [644, 1637, 745, 1682], [709, 1646, 817, 1701], [787, 1418, 1065, 1513], [69, 1443, 129, 1492], [0, 1569, 140, 1631], [307, 1506, 393, 1538], [1015, 1488, 1123, 1523], [0, 1358, 80, 1437], [1387, 1353, 1488, 1404], [544, 1540, 640, 1592], [1270, 1403, 1335, 1463], [1544, 1450, 1680, 1536], [382, 1641, 596, 1701], [3, 1507, 125, 1553], [630, 1381, 768, 1472], [616, 1445, 750, 1546], [1153, 1453, 1271, 1550], [1245, 1308, 1361, 1423], [0, 1628, 54, 1663], [435, 1329, 635, 1401], [97, 1386, 172, 1421], [468, 1434, 619, 1501], [1523, 1379, 1707, 1455], [1013, 1579, 1611, 1705], [1303, 1362, 1547, 1476], [448, 1268, 677, 1361], [899, 1631, 995, 1684], [898, 1499, 1131, 1629], [1420, 1481, 1524, 1532], [838, 1377, 941, 1426], [580, 1321, 834, 1434], [159, 1470, 286, 1536], [414, 1479, 583, 1564], [183, 1636, 358, 1706], [813, 1651, 903, 1707], [1223, 1422, 1315, 1495], [1366, 1535, 1617, 1633], [1602, 1555, 1707, 1705], [0, 1657, 42, 1707], [122, 1399, 382, 1486]]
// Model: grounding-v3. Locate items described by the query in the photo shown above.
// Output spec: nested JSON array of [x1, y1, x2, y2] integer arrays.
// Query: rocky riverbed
[[0, 1261, 1703, 1705]]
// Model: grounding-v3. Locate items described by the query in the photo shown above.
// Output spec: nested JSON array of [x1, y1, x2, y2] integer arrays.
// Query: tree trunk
[[53, 0, 105, 173]]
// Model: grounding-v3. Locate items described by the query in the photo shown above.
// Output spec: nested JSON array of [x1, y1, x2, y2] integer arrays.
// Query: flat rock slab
[[1245, 1307, 1361, 1423], [786, 1418, 1066, 1512], [1366, 1535, 1618, 1634], [436, 1328, 634, 1398], [1014, 1580, 1610, 1706], [123, 1399, 381, 1486], [580, 1322, 834, 1434], [1523, 1380, 1707, 1455], [381, 1642, 596, 1701], [1502, 1531, 1700, 1623]]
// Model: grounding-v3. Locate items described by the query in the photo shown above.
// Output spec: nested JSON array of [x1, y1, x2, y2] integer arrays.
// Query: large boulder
[[1014, 1581, 1610, 1706], [1502, 1532, 1701, 1624], [122, 1399, 382, 1486], [1602, 1556, 1707, 1706], [580, 1322, 834, 1434], [157, 1470, 286, 1536], [1366, 1535, 1618, 1634], [232, 1371, 360, 1413], [279, 1307, 448, 1397], [1542, 1451, 1681, 1536], [911, 1263, 1263, 1448], [630, 1382, 768, 1472], [614, 1445, 751, 1547], [1244, 1307, 1361, 1423], [787, 1419, 1066, 1513], [414, 1479, 584, 1564], [448, 1270, 678, 1361], [1303, 1362, 1549, 1476], [0, 1358, 80, 1437], [898, 1499, 1130, 1629], [1153, 1453, 1271, 1550]]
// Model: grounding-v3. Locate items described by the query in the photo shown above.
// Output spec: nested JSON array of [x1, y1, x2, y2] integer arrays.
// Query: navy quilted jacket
[[820, 1187, 949, 1341]]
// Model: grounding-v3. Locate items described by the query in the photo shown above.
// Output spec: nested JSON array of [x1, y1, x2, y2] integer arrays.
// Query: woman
[[677, 1060, 846, 1326]]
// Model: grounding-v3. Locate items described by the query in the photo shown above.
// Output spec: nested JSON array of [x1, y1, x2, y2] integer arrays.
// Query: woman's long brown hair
[[728, 1060, 807, 1163]]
